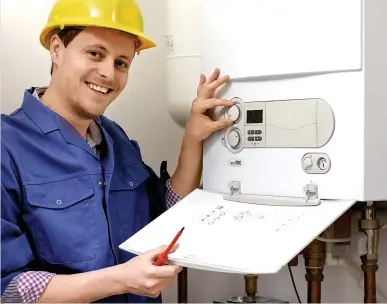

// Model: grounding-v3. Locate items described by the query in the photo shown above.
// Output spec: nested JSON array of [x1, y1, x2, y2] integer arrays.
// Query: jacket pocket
[[24, 175, 101, 264], [110, 163, 150, 239]]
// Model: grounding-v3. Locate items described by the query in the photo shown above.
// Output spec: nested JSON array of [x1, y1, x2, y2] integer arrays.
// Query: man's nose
[[98, 59, 115, 81]]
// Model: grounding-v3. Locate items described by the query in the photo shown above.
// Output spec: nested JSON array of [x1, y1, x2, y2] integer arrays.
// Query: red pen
[[153, 227, 185, 266]]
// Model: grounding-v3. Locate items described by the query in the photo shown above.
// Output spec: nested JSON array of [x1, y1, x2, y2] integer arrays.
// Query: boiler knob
[[227, 129, 241, 149], [226, 104, 241, 122]]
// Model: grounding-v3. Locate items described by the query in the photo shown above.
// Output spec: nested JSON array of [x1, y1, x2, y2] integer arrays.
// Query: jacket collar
[[22, 87, 103, 133], [22, 88, 59, 134], [21, 87, 107, 159]]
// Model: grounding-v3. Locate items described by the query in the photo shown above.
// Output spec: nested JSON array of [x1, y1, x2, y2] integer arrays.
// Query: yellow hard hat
[[39, 0, 156, 54]]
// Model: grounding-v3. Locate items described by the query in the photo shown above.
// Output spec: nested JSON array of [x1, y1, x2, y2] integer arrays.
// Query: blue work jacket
[[1, 88, 168, 303]]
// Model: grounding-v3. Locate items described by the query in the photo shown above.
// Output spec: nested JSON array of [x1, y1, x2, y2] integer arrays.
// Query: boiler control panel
[[217, 97, 335, 154]]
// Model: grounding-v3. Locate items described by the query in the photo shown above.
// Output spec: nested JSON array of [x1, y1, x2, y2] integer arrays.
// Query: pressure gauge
[[302, 156, 313, 171]]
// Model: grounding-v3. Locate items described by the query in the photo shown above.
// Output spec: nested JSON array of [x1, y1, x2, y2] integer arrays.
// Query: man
[[1, 0, 234, 303]]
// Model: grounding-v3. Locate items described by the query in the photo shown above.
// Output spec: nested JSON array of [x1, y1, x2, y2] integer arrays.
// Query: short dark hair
[[50, 27, 84, 75]]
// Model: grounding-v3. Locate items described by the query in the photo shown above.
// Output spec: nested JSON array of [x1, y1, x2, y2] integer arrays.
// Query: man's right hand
[[117, 245, 183, 298], [38, 244, 183, 303]]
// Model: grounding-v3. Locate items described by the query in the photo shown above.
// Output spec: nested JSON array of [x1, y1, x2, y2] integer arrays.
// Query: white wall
[[1, 1, 54, 113], [1, 1, 386, 303]]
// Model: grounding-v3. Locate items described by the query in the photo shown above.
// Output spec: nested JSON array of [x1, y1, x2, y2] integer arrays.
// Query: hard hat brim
[[40, 21, 156, 53]]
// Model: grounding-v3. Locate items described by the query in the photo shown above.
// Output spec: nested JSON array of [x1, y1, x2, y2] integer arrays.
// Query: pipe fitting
[[304, 240, 326, 272], [304, 239, 326, 303], [358, 203, 379, 260], [358, 202, 380, 303], [244, 274, 258, 299]]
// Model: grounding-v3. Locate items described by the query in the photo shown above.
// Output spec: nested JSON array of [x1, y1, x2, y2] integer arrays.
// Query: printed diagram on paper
[[197, 205, 227, 226], [198, 205, 267, 226], [193, 204, 305, 233]]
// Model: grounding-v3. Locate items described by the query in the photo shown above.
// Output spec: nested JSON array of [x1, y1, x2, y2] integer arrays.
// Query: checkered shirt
[[1, 87, 182, 303]]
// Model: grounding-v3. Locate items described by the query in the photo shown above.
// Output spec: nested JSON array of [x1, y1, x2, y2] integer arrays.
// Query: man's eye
[[89, 51, 102, 58], [116, 61, 128, 69]]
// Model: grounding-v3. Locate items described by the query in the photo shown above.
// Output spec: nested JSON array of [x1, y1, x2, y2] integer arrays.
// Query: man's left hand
[[184, 68, 235, 144]]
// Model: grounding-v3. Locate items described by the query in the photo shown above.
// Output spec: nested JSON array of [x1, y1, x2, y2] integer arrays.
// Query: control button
[[302, 156, 313, 171], [248, 130, 254, 135], [318, 157, 328, 170], [227, 130, 241, 148], [255, 136, 262, 141], [248, 136, 254, 141], [226, 105, 241, 122], [255, 130, 262, 135]]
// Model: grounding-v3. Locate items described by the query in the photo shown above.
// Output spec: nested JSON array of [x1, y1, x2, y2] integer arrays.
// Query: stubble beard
[[71, 94, 103, 121]]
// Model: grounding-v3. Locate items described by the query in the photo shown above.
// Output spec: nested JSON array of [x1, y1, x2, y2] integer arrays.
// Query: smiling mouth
[[85, 81, 113, 94]]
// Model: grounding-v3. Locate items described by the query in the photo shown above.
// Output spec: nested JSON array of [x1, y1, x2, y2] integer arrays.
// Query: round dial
[[226, 105, 241, 122], [302, 156, 313, 171], [227, 129, 241, 148]]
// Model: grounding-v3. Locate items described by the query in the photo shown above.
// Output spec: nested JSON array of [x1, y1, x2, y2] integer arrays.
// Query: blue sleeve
[[1, 145, 34, 295]]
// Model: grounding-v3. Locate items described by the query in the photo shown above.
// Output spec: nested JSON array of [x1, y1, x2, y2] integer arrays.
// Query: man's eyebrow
[[86, 44, 131, 60]]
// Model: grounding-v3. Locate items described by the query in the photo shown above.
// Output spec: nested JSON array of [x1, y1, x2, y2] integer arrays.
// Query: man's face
[[51, 27, 136, 119]]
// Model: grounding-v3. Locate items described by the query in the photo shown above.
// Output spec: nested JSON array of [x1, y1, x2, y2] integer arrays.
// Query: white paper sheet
[[119, 189, 356, 274]]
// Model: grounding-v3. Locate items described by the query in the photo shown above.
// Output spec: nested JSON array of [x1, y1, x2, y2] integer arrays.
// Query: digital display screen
[[246, 110, 263, 124]]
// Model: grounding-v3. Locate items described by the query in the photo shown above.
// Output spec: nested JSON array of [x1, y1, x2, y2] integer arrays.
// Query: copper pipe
[[307, 281, 321, 303], [359, 202, 379, 303], [303, 239, 326, 303], [178, 267, 188, 303], [361, 256, 378, 303]]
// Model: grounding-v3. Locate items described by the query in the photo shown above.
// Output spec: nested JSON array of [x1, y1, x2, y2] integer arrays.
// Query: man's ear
[[49, 35, 64, 66]]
